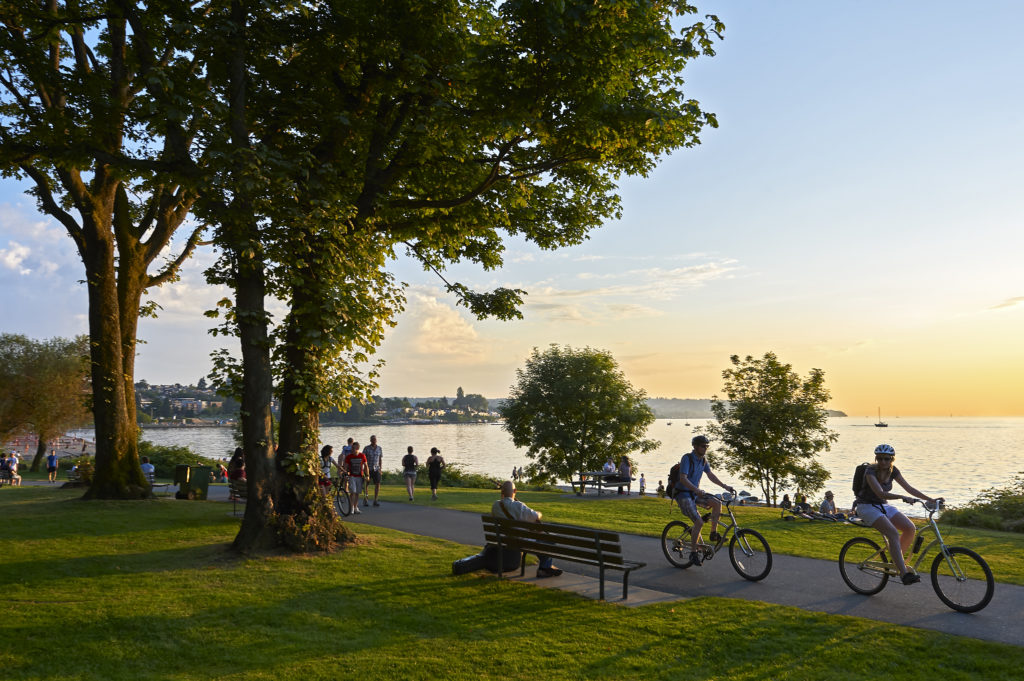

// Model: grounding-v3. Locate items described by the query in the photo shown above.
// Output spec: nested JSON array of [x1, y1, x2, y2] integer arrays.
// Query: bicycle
[[838, 499, 994, 613], [661, 492, 773, 581], [330, 473, 352, 517]]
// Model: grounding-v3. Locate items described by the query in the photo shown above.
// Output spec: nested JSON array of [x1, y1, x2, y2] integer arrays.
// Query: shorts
[[675, 495, 704, 523], [348, 477, 364, 494], [404, 471, 417, 480], [855, 502, 899, 525], [368, 469, 381, 485], [47, 466, 57, 473]]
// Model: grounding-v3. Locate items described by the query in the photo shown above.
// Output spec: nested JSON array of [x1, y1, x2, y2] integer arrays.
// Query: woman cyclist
[[856, 444, 942, 585]]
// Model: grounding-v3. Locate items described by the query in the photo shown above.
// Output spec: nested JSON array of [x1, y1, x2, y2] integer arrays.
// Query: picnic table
[[570, 471, 634, 496]]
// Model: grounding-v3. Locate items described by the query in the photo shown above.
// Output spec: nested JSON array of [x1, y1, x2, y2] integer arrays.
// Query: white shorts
[[348, 477, 364, 494], [855, 502, 899, 525]]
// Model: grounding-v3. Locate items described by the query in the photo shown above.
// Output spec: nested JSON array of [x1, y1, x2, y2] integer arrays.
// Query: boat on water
[[875, 407, 888, 428]]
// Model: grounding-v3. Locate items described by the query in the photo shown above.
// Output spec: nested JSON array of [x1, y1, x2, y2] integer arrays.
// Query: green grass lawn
[[2, 485, 1023, 680], [383, 485, 1024, 585]]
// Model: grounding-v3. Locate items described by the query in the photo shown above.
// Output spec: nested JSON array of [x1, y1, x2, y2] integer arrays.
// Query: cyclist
[[674, 435, 735, 566], [318, 445, 337, 492], [856, 444, 942, 585]]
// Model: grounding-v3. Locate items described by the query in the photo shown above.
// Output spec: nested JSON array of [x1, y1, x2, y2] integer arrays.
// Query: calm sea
[[93, 417, 1024, 512]]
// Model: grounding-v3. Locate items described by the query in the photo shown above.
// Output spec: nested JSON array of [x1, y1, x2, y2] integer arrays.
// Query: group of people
[[315, 436, 448, 510], [0, 451, 22, 486]]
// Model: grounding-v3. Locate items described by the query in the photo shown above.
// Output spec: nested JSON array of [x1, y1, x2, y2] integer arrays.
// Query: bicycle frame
[[852, 502, 960, 577]]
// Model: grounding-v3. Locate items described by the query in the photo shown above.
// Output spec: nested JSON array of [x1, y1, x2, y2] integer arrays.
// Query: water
[[99, 417, 1024, 512]]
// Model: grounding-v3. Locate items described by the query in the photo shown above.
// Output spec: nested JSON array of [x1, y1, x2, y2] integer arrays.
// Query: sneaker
[[689, 551, 703, 567], [409, 496, 413, 501], [373, 501, 380, 507], [901, 571, 920, 585], [709, 531, 722, 544], [363, 499, 369, 507], [536, 566, 563, 578], [353, 507, 361, 515]]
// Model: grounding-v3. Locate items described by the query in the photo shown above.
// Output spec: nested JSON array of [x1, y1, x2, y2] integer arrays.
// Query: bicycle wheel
[[839, 537, 889, 595], [930, 546, 994, 613], [729, 529, 773, 581], [333, 486, 351, 517], [661, 520, 696, 568]]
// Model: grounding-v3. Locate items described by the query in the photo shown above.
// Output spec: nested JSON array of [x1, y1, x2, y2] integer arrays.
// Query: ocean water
[[125, 416, 1024, 513]]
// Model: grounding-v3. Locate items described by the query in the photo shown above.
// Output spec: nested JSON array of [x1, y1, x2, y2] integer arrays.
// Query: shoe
[[536, 566, 563, 578], [363, 499, 369, 507], [353, 507, 361, 515], [901, 571, 920, 585], [373, 501, 380, 507], [432, 493, 437, 500], [689, 552, 703, 567], [709, 531, 722, 544], [409, 496, 413, 501]]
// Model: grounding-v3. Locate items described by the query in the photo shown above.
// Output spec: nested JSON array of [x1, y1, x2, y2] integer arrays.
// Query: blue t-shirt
[[675, 452, 710, 498], [47, 454, 58, 467]]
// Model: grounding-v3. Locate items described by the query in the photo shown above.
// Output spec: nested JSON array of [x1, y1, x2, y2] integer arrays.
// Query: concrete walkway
[[336, 495, 1024, 647]]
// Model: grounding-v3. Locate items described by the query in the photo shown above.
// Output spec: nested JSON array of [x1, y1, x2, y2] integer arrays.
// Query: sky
[[2, 1, 1023, 417]]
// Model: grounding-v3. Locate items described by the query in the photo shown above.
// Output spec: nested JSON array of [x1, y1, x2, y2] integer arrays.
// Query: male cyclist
[[674, 435, 735, 566]]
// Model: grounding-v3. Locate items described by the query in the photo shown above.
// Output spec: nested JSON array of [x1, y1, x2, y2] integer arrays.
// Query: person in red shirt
[[343, 442, 369, 515]]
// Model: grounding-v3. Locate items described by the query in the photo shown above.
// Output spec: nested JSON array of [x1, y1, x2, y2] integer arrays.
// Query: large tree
[[705, 353, 838, 506], [202, 0, 724, 552], [0, 334, 92, 471], [0, 2, 209, 497], [500, 345, 658, 484]]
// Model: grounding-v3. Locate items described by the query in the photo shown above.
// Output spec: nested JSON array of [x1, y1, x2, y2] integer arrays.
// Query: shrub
[[943, 473, 1024, 533], [138, 438, 218, 479]]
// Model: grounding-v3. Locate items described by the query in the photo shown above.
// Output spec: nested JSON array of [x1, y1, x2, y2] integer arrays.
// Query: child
[[656, 480, 665, 498], [639, 474, 646, 496]]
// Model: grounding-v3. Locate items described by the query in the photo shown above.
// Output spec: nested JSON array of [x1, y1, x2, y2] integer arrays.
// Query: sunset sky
[[2, 1, 1023, 417]]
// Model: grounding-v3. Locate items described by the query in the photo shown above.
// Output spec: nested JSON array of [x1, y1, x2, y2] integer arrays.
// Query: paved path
[[340, 497, 1024, 647]]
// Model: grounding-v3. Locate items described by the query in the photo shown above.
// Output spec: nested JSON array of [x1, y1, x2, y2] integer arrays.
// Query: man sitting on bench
[[492, 481, 563, 579]]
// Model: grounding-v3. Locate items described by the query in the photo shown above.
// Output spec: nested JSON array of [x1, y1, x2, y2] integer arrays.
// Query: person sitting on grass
[[491, 480, 563, 578]]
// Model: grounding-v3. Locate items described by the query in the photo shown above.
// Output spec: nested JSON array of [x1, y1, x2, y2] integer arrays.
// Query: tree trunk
[[29, 436, 48, 472], [80, 217, 149, 500]]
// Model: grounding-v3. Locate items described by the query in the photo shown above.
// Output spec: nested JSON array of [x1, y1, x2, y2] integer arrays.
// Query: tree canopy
[[705, 353, 838, 506], [500, 345, 658, 483]]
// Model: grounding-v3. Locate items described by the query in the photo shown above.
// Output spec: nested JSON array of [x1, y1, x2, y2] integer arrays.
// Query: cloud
[[0, 241, 32, 274], [518, 259, 740, 324], [402, 289, 489, 361], [989, 296, 1024, 311]]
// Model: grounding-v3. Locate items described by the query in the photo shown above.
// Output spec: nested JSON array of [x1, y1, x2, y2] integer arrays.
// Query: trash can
[[174, 465, 212, 500]]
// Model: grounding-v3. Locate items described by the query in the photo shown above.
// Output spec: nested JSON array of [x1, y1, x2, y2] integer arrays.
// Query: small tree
[[500, 345, 658, 484], [0, 334, 92, 470], [706, 353, 837, 506]]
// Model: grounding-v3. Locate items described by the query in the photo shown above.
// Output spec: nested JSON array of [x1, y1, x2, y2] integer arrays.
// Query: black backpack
[[667, 462, 680, 498], [852, 462, 875, 501]]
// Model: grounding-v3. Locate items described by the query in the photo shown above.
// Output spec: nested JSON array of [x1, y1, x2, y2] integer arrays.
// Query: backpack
[[667, 463, 680, 498], [852, 462, 874, 500]]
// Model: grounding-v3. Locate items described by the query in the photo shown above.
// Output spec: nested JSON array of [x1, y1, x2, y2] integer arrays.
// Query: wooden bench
[[481, 515, 645, 601], [570, 473, 634, 495], [228, 478, 248, 515]]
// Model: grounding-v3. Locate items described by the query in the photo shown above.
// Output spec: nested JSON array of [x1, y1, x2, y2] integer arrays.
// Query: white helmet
[[874, 444, 895, 456]]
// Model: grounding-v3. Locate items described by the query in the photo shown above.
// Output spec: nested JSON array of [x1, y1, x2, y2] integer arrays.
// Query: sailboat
[[875, 407, 888, 428]]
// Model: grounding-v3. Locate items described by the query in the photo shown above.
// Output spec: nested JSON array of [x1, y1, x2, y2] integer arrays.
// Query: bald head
[[500, 480, 516, 498]]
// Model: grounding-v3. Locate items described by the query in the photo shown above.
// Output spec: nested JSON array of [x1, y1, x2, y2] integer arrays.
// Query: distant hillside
[[645, 398, 846, 419]]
